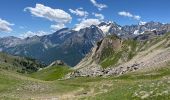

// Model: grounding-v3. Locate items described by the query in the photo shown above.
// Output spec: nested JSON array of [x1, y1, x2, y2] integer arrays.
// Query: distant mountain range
[[0, 21, 170, 66]]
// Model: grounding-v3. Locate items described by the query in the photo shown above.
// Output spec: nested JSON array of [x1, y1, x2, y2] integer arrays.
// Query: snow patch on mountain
[[134, 30, 139, 35], [98, 24, 111, 35]]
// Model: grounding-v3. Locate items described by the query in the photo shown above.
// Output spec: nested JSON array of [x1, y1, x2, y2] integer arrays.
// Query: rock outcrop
[[48, 60, 66, 67]]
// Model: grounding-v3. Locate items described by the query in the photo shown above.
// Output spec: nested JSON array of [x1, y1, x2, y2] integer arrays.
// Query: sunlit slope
[[30, 65, 72, 81]]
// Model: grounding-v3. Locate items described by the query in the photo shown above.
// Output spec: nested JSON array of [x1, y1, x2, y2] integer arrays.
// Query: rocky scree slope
[[67, 32, 170, 78]]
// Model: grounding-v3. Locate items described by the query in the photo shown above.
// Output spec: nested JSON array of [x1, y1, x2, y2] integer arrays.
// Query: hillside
[[67, 31, 170, 78], [30, 65, 72, 81], [0, 32, 170, 99], [0, 52, 45, 73], [0, 62, 170, 100]]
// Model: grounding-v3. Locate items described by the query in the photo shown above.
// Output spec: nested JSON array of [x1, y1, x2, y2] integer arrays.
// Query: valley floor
[[0, 65, 170, 100]]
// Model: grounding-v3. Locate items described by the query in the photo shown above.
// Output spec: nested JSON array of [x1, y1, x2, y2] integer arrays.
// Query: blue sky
[[0, 0, 169, 38]]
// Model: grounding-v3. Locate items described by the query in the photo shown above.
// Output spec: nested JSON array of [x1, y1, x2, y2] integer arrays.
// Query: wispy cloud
[[118, 11, 141, 20], [74, 18, 101, 31], [0, 18, 14, 33], [90, 0, 107, 11], [93, 13, 104, 20], [20, 30, 49, 38], [24, 4, 72, 31], [50, 24, 65, 31], [69, 8, 88, 17], [69, 7, 89, 21]]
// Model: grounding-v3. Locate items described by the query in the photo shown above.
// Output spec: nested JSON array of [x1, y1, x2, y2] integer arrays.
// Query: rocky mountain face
[[66, 31, 170, 78], [0, 22, 170, 66], [0, 27, 103, 66]]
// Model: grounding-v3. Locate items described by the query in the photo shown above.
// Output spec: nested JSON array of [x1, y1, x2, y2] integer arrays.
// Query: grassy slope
[[82, 65, 170, 100], [0, 52, 45, 73], [100, 32, 170, 68], [0, 69, 81, 100], [0, 64, 169, 100], [100, 39, 140, 68], [30, 65, 72, 81]]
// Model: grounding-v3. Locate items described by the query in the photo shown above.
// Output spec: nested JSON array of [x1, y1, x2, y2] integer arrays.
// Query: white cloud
[[90, 0, 107, 11], [69, 8, 88, 17], [20, 31, 49, 38], [118, 11, 141, 20], [133, 15, 141, 20], [24, 4, 72, 31], [73, 18, 101, 31], [25, 4, 72, 23], [0, 18, 14, 33], [118, 11, 133, 17], [69, 8, 89, 22], [93, 13, 104, 20], [50, 24, 65, 31]]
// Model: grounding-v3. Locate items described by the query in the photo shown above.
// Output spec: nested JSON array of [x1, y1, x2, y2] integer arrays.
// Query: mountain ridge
[[0, 21, 170, 66]]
